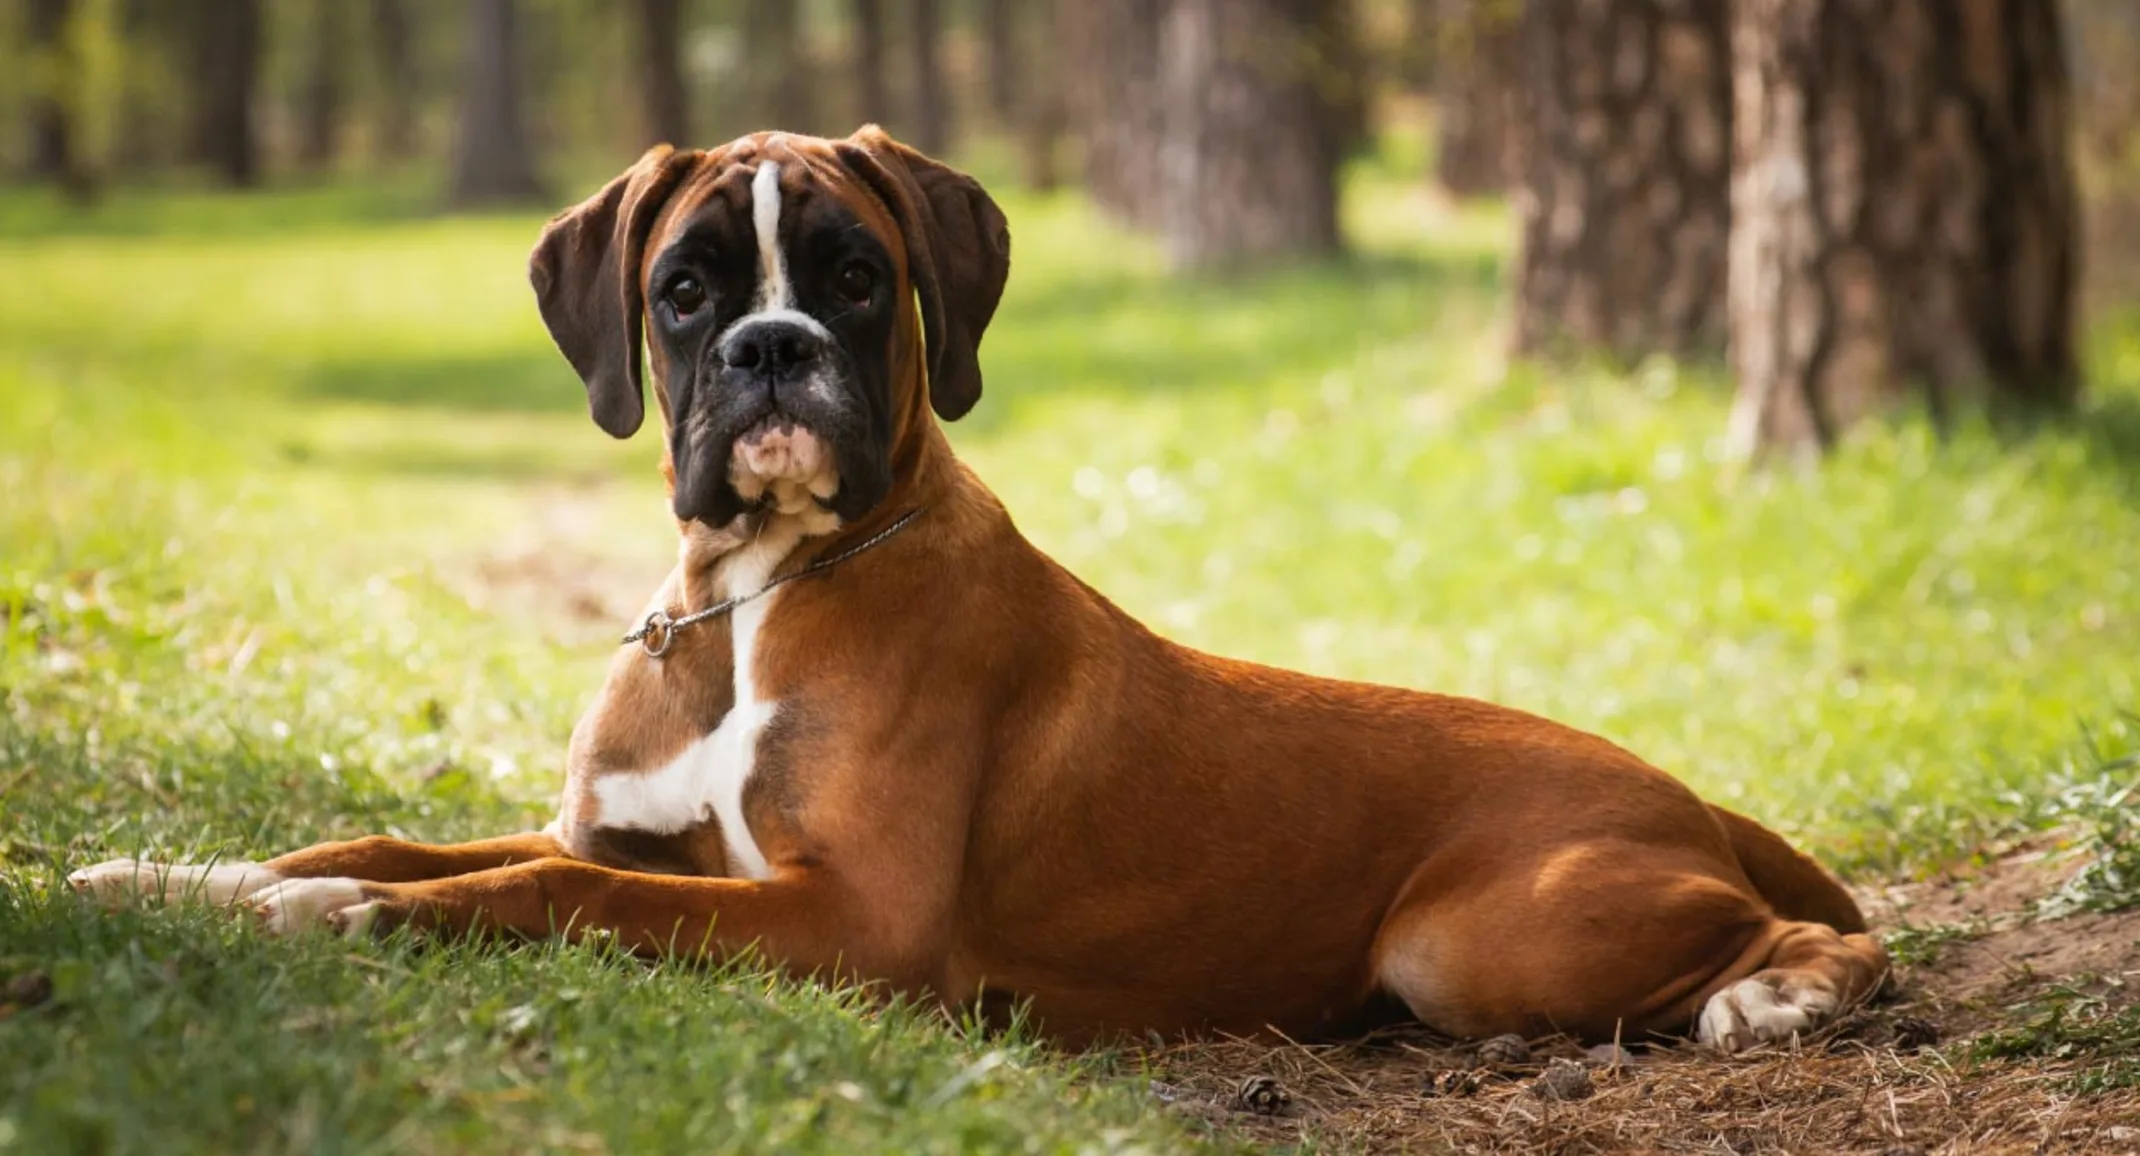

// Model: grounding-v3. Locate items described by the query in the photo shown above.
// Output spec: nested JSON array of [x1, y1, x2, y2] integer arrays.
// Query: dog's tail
[[1709, 804, 1867, 933]]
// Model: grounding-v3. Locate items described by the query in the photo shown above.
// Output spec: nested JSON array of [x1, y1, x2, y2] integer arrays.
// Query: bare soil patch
[[1143, 843, 2140, 1154], [439, 483, 674, 647]]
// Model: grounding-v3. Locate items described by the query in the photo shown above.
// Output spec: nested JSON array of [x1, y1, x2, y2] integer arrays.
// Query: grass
[[3, 145, 2139, 1153], [1971, 984, 2140, 1094]]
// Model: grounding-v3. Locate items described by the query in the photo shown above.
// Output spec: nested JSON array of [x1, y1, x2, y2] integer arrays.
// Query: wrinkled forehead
[[644, 135, 898, 279]]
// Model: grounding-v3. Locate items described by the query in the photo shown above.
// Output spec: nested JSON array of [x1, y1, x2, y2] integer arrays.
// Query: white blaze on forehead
[[752, 161, 791, 311], [723, 157, 834, 350]]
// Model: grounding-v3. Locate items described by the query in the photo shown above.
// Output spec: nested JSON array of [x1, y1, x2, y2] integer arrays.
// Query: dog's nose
[[721, 317, 824, 375]]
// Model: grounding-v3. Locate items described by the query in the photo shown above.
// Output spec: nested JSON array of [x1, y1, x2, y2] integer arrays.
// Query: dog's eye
[[666, 278, 707, 318], [837, 262, 877, 306]]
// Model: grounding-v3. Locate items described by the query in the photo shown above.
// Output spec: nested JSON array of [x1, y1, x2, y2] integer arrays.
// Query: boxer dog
[[73, 128, 1887, 1051]]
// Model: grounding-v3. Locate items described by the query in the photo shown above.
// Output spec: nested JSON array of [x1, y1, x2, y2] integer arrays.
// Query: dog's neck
[[672, 426, 953, 610]]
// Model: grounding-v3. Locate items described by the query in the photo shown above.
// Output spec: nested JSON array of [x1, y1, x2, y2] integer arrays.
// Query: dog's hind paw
[[1697, 974, 1839, 1052]]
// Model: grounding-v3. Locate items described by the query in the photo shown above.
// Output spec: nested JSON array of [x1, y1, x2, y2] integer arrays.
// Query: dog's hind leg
[[1694, 918, 1888, 1051], [1369, 839, 1886, 1050]]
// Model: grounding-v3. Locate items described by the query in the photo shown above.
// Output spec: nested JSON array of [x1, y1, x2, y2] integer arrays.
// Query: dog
[[72, 128, 1888, 1051]]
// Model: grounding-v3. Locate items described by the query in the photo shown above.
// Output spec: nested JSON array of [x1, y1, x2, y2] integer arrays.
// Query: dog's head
[[529, 128, 1010, 527]]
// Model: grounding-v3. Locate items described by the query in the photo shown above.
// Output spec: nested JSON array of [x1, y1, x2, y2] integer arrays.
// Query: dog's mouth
[[727, 414, 842, 515]]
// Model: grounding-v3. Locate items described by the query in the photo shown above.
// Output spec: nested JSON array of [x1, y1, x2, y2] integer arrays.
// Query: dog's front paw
[[68, 859, 281, 908], [247, 877, 376, 936], [1697, 974, 1839, 1052]]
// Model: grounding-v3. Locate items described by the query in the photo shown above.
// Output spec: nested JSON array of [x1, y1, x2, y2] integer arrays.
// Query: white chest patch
[[590, 535, 794, 880]]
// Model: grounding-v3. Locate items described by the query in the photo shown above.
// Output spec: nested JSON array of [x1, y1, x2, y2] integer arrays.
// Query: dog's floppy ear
[[528, 145, 703, 438], [835, 126, 1011, 422]]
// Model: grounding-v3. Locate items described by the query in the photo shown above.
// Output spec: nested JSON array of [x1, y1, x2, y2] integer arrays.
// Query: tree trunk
[[1513, 0, 1731, 359], [299, 0, 348, 170], [851, 0, 891, 126], [449, 0, 547, 205], [1433, 0, 1523, 197], [1399, 0, 1439, 90], [367, 0, 417, 162], [1157, 0, 1354, 270], [1021, 1, 1068, 191], [189, 0, 264, 187], [114, 0, 165, 170], [983, 0, 1018, 122], [636, 0, 688, 145], [1059, 0, 1165, 226], [1727, 0, 2080, 455], [908, 0, 949, 155], [26, 0, 79, 186], [367, 0, 417, 161], [743, 0, 811, 132]]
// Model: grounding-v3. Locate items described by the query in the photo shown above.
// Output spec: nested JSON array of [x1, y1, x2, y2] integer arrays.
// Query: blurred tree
[[1432, 0, 1522, 198], [449, 0, 547, 204], [743, 0, 811, 131], [366, 0, 419, 161], [298, 0, 348, 170], [1728, 0, 2079, 454], [2068, 4, 2140, 170], [1156, 0, 1357, 269], [113, 0, 167, 168], [982, 0, 1018, 121], [1059, 0, 1165, 226], [189, 0, 264, 187], [851, 0, 891, 126], [1020, 3, 1068, 191], [909, 0, 949, 155], [1512, 0, 1730, 359], [1396, 0, 1439, 89], [25, 0, 83, 188], [369, 0, 418, 162], [636, 0, 688, 145]]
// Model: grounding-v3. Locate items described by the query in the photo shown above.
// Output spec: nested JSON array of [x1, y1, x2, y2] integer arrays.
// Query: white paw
[[1697, 975, 1839, 1052], [248, 877, 372, 936], [68, 859, 282, 907]]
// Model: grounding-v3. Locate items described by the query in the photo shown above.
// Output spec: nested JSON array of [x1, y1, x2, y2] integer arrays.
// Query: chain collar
[[622, 507, 925, 659]]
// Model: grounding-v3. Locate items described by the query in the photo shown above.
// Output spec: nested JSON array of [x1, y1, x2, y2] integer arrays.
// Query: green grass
[[3, 153, 2139, 1152]]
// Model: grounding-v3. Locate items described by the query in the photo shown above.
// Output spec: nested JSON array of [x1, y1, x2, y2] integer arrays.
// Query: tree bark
[[983, 0, 1018, 122], [1021, 1, 1068, 191], [1059, 0, 1165, 226], [449, 0, 547, 205], [1513, 0, 1732, 360], [1727, 0, 2080, 455], [908, 0, 949, 155], [1433, 0, 1523, 197], [743, 0, 811, 132], [851, 0, 891, 126], [299, 0, 348, 170], [26, 0, 79, 186], [189, 0, 264, 187], [370, 0, 417, 162], [1156, 0, 1355, 270], [636, 0, 688, 146]]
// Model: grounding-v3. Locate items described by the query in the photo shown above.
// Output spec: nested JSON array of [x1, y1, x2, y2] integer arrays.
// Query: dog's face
[[529, 128, 1010, 527]]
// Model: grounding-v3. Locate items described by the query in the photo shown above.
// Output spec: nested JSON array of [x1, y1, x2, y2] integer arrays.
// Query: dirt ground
[[1142, 842, 2140, 1155]]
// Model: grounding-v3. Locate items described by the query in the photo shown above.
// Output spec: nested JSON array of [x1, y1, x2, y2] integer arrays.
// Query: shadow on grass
[[973, 247, 1506, 428], [299, 349, 586, 415], [0, 182, 475, 243]]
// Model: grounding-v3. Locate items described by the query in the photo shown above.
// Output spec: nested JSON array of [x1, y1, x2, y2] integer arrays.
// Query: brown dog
[[72, 128, 1887, 1051]]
